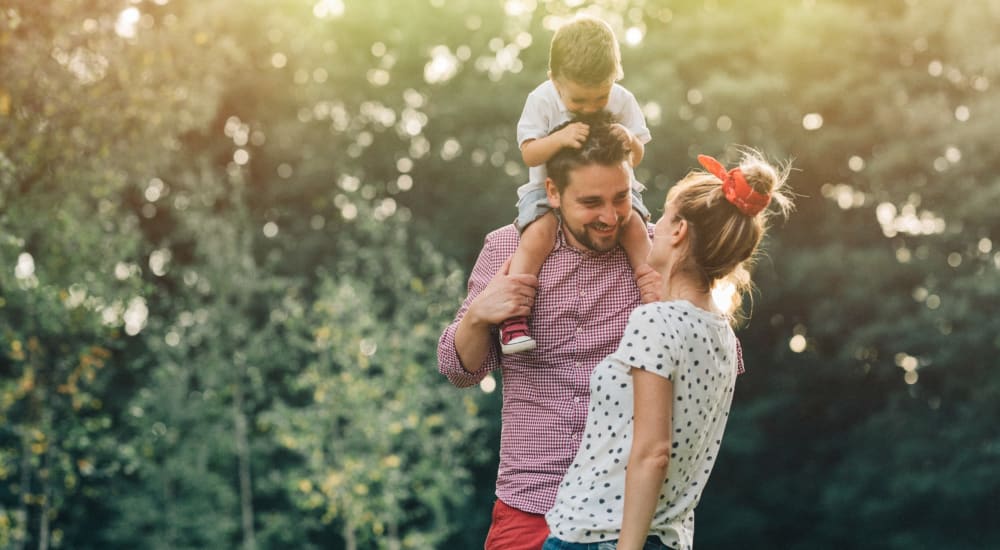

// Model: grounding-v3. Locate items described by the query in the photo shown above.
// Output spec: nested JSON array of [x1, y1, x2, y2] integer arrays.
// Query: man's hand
[[633, 263, 662, 304], [467, 258, 539, 327]]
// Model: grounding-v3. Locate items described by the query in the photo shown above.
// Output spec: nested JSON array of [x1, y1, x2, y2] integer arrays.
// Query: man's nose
[[598, 204, 618, 225]]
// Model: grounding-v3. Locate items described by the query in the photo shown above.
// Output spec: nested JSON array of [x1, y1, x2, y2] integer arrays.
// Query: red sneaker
[[499, 316, 536, 354]]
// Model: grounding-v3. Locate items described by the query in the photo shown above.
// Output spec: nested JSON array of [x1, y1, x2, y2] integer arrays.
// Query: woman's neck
[[661, 274, 714, 313]]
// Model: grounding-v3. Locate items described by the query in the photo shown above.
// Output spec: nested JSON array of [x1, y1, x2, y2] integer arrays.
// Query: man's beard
[[564, 217, 623, 253]]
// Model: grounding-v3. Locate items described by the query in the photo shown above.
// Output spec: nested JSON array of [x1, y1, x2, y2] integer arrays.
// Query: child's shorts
[[514, 179, 650, 232]]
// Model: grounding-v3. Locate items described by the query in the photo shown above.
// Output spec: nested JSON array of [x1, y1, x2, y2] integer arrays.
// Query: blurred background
[[1, 0, 998, 548]]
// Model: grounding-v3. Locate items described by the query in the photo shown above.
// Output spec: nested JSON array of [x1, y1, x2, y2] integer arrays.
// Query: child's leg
[[501, 211, 557, 354], [621, 210, 651, 273], [510, 210, 558, 277], [621, 210, 657, 304]]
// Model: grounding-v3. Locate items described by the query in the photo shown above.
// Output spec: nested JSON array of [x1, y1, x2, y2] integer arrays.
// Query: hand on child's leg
[[502, 211, 558, 354], [634, 264, 662, 304], [621, 211, 659, 303]]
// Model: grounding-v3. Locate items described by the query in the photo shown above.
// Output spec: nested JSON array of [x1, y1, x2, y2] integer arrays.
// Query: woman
[[543, 149, 794, 550]]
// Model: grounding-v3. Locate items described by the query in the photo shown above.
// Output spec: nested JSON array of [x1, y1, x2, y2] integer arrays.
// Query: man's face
[[546, 162, 632, 253], [552, 77, 613, 116]]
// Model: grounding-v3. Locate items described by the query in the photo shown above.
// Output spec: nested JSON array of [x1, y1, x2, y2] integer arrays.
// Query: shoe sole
[[501, 340, 537, 354]]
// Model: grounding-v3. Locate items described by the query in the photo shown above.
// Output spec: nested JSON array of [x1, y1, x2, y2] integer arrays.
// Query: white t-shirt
[[516, 80, 652, 198], [545, 301, 738, 550]]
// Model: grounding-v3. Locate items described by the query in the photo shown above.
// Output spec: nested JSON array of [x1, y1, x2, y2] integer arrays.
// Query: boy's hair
[[549, 15, 623, 86], [546, 111, 629, 193], [667, 148, 795, 320]]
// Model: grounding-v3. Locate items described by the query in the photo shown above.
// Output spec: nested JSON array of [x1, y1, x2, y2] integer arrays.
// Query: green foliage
[[262, 211, 486, 548], [2, 0, 999, 547]]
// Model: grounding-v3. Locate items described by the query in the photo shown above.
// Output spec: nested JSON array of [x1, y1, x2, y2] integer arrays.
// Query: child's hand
[[553, 122, 589, 149], [609, 123, 634, 146]]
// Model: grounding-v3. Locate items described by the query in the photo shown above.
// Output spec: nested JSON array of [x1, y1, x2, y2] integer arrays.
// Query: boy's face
[[552, 76, 613, 116]]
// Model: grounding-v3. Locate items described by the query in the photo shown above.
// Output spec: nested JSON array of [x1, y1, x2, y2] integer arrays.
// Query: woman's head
[[654, 148, 794, 316]]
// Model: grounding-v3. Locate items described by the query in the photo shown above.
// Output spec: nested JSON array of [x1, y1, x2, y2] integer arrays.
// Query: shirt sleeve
[[606, 304, 678, 381], [437, 233, 504, 388], [516, 89, 552, 146], [614, 86, 652, 145]]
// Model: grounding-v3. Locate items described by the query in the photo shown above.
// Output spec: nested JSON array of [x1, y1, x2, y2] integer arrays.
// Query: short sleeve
[[516, 89, 552, 145], [611, 86, 651, 145], [606, 304, 678, 381]]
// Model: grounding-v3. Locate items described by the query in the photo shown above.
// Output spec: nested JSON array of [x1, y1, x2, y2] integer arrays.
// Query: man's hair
[[549, 15, 623, 86], [546, 111, 630, 193]]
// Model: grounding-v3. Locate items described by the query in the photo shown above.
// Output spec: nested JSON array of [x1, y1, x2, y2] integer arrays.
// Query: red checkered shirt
[[438, 224, 743, 515]]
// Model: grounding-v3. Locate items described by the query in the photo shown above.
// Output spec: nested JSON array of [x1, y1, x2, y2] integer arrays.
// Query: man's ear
[[545, 178, 561, 209]]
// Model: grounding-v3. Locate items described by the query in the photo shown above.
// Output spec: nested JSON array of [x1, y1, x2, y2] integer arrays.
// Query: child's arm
[[521, 122, 590, 167]]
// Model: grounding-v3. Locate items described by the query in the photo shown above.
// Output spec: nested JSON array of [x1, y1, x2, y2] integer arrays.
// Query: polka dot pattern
[[545, 301, 738, 549]]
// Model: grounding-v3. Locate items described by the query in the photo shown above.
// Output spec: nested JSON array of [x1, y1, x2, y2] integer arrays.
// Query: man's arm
[[437, 235, 537, 387], [454, 258, 536, 369]]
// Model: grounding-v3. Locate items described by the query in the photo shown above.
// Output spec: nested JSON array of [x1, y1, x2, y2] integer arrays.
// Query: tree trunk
[[388, 519, 400, 550], [36, 446, 50, 550], [233, 364, 256, 550], [343, 518, 357, 550], [13, 429, 31, 550]]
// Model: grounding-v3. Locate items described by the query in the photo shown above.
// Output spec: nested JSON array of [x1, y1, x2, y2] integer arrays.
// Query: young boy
[[501, 14, 654, 354]]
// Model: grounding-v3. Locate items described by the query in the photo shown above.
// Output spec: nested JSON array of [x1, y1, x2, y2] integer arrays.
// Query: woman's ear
[[671, 217, 688, 246]]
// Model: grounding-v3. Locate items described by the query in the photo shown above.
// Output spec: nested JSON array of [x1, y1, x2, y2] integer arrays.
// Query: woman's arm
[[616, 368, 673, 550]]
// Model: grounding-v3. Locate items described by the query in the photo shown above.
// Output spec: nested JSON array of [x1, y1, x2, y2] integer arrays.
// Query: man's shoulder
[[484, 224, 520, 248]]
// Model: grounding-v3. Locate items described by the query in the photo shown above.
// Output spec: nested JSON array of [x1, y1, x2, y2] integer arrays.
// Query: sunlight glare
[[149, 248, 171, 277], [789, 335, 807, 353], [313, 0, 345, 19], [802, 113, 823, 131], [711, 281, 736, 313], [625, 27, 644, 46], [504, 0, 537, 17], [124, 297, 149, 336], [424, 46, 459, 84], [115, 7, 141, 38], [14, 252, 35, 280], [480, 373, 497, 394]]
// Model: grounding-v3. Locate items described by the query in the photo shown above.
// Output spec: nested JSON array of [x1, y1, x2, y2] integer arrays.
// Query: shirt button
[[574, 396, 581, 403], [577, 326, 583, 332], [579, 291, 585, 297]]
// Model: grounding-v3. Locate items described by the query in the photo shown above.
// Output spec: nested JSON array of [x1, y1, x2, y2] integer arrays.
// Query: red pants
[[484, 499, 549, 550]]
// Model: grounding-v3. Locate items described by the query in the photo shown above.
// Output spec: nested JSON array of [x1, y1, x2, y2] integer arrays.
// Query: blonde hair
[[667, 148, 794, 322], [549, 15, 623, 86]]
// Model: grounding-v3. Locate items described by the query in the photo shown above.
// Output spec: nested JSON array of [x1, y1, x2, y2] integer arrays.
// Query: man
[[437, 114, 660, 549]]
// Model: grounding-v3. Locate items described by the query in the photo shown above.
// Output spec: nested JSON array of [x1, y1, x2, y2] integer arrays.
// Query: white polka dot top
[[545, 301, 738, 550]]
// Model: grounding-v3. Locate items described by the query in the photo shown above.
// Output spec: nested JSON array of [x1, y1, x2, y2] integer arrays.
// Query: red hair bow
[[697, 154, 771, 216]]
